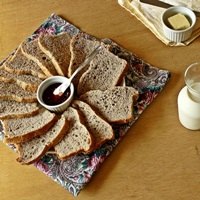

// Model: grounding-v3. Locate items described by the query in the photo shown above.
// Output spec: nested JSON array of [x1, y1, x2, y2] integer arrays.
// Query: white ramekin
[[161, 6, 196, 43], [37, 76, 74, 113]]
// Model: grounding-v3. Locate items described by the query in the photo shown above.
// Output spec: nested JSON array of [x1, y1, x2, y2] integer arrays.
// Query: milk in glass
[[177, 63, 200, 130]]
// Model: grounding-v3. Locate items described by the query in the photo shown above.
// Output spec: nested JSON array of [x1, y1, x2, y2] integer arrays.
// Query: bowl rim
[[37, 75, 74, 109], [161, 6, 196, 33]]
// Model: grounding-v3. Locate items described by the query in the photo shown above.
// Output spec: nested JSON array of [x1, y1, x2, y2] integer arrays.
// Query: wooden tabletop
[[1, 1, 200, 200]]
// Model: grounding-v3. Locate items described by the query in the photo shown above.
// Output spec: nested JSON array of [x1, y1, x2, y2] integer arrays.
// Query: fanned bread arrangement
[[54, 107, 94, 159], [16, 115, 69, 164], [4, 47, 46, 79], [72, 100, 114, 149], [0, 31, 139, 165], [80, 87, 139, 124], [38, 33, 71, 76], [77, 45, 128, 95]]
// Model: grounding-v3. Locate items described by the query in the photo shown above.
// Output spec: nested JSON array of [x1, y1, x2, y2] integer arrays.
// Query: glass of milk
[[178, 62, 200, 130]]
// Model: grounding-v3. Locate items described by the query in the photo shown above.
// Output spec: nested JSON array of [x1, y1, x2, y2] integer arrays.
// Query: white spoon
[[53, 45, 102, 96]]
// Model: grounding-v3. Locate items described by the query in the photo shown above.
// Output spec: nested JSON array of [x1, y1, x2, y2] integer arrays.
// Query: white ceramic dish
[[37, 76, 74, 113], [161, 6, 196, 43]]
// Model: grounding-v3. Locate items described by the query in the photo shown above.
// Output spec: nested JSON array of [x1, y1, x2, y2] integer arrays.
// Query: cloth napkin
[[118, 0, 200, 46], [161, 0, 200, 11], [0, 13, 170, 196]]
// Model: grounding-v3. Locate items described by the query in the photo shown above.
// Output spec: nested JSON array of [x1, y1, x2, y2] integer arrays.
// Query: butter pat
[[168, 13, 191, 30]]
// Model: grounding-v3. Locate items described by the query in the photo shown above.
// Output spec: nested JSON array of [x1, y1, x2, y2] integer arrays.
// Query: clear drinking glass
[[178, 63, 200, 130], [185, 62, 200, 102]]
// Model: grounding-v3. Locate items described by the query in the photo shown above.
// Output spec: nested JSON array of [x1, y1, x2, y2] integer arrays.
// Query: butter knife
[[140, 0, 200, 17]]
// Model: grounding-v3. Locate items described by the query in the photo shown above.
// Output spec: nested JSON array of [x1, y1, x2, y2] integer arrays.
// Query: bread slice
[[72, 100, 114, 149], [80, 86, 139, 124], [69, 33, 101, 85], [3, 47, 46, 79], [54, 107, 93, 160], [21, 39, 57, 77], [0, 100, 40, 119], [38, 33, 71, 76], [69, 33, 101, 75], [16, 115, 69, 164], [0, 66, 42, 92], [2, 109, 57, 143], [0, 82, 37, 103], [77, 45, 128, 95]]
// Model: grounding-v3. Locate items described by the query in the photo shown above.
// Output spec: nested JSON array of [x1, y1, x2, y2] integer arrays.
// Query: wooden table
[[1, 1, 200, 199]]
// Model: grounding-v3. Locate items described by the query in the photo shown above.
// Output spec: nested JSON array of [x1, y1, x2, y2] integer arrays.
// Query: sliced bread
[[21, 39, 57, 77], [80, 86, 139, 124], [77, 45, 128, 95], [2, 109, 57, 143], [54, 107, 93, 160], [16, 115, 69, 164], [72, 100, 114, 148], [68, 33, 101, 85], [38, 32, 71, 76], [3, 46, 46, 79], [0, 100, 40, 119], [0, 82, 37, 103], [0, 66, 42, 92]]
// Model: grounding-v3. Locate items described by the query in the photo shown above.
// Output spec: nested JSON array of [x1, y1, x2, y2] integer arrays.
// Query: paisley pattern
[[0, 13, 170, 196]]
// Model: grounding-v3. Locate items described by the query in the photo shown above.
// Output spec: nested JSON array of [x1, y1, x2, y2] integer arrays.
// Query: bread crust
[[72, 100, 115, 149], [38, 33, 71, 76], [0, 69, 42, 93], [3, 114, 58, 144], [0, 108, 40, 120], [55, 107, 94, 160], [80, 86, 139, 124], [16, 117, 69, 165], [21, 40, 57, 77], [77, 45, 128, 96], [3, 47, 47, 79]]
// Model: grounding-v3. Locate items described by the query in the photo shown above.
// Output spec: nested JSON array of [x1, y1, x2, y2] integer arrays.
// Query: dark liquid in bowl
[[42, 83, 71, 106]]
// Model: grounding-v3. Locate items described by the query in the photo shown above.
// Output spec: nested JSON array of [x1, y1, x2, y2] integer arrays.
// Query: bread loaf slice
[[69, 33, 101, 85], [80, 86, 139, 124], [0, 100, 40, 119], [0, 66, 42, 92], [3, 47, 46, 79], [16, 115, 69, 164], [38, 33, 71, 76], [54, 107, 93, 160], [77, 45, 128, 95], [21, 39, 57, 77], [2, 109, 57, 143], [0, 82, 37, 103], [72, 100, 114, 149]]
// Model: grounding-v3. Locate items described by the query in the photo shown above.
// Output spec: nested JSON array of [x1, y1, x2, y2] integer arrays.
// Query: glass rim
[[184, 62, 200, 97]]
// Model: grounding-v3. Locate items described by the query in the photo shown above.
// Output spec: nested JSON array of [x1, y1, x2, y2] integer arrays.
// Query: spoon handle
[[53, 45, 102, 96], [69, 45, 102, 82]]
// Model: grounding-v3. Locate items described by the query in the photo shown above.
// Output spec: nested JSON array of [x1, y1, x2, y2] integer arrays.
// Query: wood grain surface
[[1, 1, 200, 200]]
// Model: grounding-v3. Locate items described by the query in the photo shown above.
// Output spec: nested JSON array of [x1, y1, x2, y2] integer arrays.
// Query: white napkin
[[160, 0, 200, 12], [118, 0, 200, 46]]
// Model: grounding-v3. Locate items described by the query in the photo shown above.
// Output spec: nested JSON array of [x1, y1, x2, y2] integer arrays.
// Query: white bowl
[[161, 6, 196, 43], [37, 76, 74, 113]]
